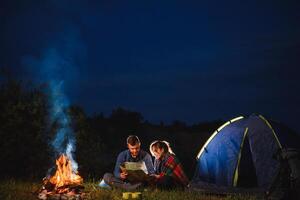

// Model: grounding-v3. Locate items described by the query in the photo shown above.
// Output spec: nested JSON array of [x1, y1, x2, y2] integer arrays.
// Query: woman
[[149, 140, 189, 189]]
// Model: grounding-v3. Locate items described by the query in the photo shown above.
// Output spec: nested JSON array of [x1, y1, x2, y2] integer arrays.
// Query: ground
[[0, 180, 261, 200]]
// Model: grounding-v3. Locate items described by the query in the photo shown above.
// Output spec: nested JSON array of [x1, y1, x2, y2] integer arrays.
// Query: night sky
[[1, 1, 300, 132]]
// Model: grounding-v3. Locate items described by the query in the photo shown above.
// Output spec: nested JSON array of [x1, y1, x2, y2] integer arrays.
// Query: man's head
[[127, 135, 141, 158]]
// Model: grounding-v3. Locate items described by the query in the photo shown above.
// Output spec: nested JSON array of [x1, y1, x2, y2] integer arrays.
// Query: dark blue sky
[[1, 1, 300, 131]]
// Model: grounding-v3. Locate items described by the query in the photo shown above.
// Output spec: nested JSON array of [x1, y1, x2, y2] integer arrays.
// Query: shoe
[[98, 179, 112, 189]]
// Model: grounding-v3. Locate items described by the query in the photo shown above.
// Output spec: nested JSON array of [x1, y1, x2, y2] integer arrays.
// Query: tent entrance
[[236, 136, 258, 187]]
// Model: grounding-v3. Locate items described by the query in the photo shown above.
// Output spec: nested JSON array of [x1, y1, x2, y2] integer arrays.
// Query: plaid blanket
[[156, 153, 189, 187]]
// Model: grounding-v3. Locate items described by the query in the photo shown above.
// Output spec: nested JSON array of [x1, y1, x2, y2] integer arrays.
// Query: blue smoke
[[49, 80, 78, 172], [21, 28, 86, 173]]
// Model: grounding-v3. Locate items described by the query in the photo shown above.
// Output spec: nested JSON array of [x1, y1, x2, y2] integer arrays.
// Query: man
[[102, 135, 154, 190]]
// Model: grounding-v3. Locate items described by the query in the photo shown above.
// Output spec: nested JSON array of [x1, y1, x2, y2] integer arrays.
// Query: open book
[[120, 161, 154, 183]]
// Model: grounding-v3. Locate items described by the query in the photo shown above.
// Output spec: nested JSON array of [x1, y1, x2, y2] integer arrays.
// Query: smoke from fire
[[49, 79, 78, 172], [21, 28, 86, 175]]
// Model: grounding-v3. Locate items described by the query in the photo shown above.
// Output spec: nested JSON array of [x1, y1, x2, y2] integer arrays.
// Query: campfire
[[38, 154, 84, 200]]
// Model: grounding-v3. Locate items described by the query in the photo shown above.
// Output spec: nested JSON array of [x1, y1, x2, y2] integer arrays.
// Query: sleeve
[[143, 153, 155, 174], [113, 152, 125, 178]]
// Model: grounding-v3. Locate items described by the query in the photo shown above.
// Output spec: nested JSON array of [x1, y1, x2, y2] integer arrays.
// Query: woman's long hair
[[149, 140, 175, 157]]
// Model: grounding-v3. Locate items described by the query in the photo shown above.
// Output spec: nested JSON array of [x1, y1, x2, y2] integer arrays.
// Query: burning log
[[38, 154, 85, 200]]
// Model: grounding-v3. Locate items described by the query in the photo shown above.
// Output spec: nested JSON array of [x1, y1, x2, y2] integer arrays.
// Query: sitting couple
[[102, 135, 189, 190]]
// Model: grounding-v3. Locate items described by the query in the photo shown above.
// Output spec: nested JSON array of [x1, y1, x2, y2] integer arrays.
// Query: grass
[[0, 180, 262, 200]]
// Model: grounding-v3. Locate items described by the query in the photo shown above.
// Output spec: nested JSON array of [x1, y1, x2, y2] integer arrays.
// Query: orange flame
[[49, 154, 82, 193]]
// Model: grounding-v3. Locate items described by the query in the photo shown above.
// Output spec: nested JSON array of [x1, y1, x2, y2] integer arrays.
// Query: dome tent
[[191, 114, 300, 191]]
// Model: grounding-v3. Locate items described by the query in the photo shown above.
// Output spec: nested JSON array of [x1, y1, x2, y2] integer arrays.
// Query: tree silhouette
[[0, 75, 224, 180]]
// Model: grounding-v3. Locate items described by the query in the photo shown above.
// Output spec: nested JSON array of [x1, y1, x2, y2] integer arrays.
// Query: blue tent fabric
[[196, 119, 247, 186], [192, 114, 300, 190], [247, 116, 280, 188]]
